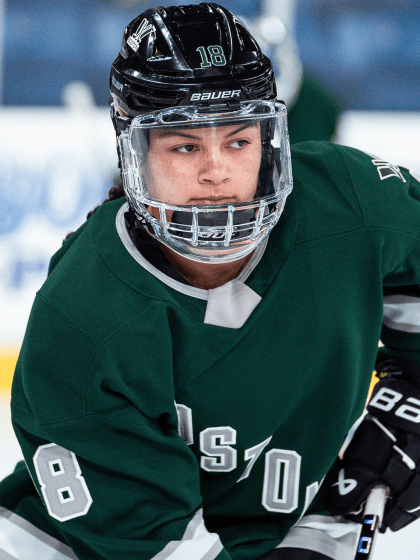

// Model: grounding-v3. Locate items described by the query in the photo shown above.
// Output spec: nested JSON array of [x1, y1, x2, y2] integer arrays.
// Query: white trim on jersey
[[275, 514, 360, 560], [150, 509, 223, 560], [383, 295, 420, 333], [0, 507, 77, 560], [204, 280, 262, 329], [116, 203, 265, 328], [116, 203, 268, 299]]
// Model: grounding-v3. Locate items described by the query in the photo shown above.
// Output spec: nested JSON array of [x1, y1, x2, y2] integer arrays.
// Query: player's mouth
[[188, 197, 238, 205]]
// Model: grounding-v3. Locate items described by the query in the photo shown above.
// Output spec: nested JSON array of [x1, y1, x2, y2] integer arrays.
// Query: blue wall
[[295, 0, 420, 110], [3, 0, 420, 110]]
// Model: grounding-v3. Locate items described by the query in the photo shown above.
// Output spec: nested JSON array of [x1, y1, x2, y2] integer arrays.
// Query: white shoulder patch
[[371, 159, 406, 183]]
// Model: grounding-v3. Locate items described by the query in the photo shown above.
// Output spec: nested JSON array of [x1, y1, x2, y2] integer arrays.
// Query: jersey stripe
[[275, 514, 359, 560], [0, 507, 77, 560], [383, 295, 420, 333], [0, 551, 19, 560], [151, 509, 223, 560]]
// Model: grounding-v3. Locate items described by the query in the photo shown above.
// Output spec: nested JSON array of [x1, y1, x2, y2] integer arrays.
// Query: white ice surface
[[0, 393, 24, 480]]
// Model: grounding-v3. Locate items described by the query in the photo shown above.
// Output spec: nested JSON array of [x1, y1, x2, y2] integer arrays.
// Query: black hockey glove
[[322, 359, 420, 532]]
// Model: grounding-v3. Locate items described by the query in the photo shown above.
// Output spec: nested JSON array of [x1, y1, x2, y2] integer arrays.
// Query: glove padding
[[322, 359, 420, 532]]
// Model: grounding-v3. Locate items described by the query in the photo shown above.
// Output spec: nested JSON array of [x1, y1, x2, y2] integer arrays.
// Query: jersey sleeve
[[333, 145, 420, 370], [377, 284, 420, 368], [11, 294, 230, 560], [273, 494, 359, 560], [275, 146, 420, 560], [48, 219, 91, 276]]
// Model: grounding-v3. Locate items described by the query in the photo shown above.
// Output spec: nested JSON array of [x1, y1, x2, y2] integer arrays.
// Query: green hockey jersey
[[3, 142, 420, 560]]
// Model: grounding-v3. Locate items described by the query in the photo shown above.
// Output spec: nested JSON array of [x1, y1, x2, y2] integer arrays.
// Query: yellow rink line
[[0, 347, 20, 390]]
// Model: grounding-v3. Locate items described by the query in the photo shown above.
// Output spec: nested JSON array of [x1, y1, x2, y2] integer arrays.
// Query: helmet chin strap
[[171, 208, 256, 241]]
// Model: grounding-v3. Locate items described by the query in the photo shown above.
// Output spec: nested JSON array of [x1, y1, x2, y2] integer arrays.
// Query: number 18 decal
[[196, 45, 227, 67], [33, 443, 92, 522]]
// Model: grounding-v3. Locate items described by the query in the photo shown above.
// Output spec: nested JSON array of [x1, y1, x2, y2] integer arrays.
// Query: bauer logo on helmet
[[190, 90, 242, 102]]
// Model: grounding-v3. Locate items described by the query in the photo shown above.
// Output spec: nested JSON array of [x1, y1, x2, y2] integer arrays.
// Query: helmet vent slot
[[236, 24, 258, 52], [150, 38, 169, 60]]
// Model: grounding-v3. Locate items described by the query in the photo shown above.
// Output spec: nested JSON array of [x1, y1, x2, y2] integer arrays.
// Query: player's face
[[145, 122, 262, 206]]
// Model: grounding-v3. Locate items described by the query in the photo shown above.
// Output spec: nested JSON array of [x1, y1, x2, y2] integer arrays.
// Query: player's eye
[[173, 144, 197, 153], [229, 139, 250, 149]]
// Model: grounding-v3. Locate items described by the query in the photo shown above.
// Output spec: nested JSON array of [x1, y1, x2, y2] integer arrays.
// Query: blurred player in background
[[242, 0, 341, 144], [1, 4, 420, 560]]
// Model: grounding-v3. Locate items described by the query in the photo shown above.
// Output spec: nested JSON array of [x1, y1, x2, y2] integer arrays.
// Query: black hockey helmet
[[110, 3, 276, 127], [110, 4, 293, 264]]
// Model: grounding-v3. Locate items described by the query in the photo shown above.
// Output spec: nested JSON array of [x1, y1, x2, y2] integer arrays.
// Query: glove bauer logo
[[331, 469, 358, 496], [370, 387, 420, 423]]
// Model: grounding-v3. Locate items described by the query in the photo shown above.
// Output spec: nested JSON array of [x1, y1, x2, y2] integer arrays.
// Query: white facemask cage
[[118, 100, 293, 263]]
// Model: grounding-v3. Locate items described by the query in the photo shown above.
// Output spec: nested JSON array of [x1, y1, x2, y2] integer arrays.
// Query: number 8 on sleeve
[[33, 443, 93, 522]]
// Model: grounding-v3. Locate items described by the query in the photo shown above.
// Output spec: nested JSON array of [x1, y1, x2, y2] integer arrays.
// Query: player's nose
[[198, 148, 231, 186]]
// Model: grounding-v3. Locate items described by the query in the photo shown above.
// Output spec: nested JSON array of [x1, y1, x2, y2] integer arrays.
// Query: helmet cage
[[118, 100, 293, 263]]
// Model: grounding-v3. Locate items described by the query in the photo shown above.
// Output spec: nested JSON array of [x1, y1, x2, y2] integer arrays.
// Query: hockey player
[[1, 4, 420, 560]]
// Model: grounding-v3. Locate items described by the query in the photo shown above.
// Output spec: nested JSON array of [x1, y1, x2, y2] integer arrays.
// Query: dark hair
[[64, 180, 125, 242]]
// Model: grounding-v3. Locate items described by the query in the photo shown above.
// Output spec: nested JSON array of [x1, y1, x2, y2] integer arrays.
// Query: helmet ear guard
[[256, 118, 277, 198]]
